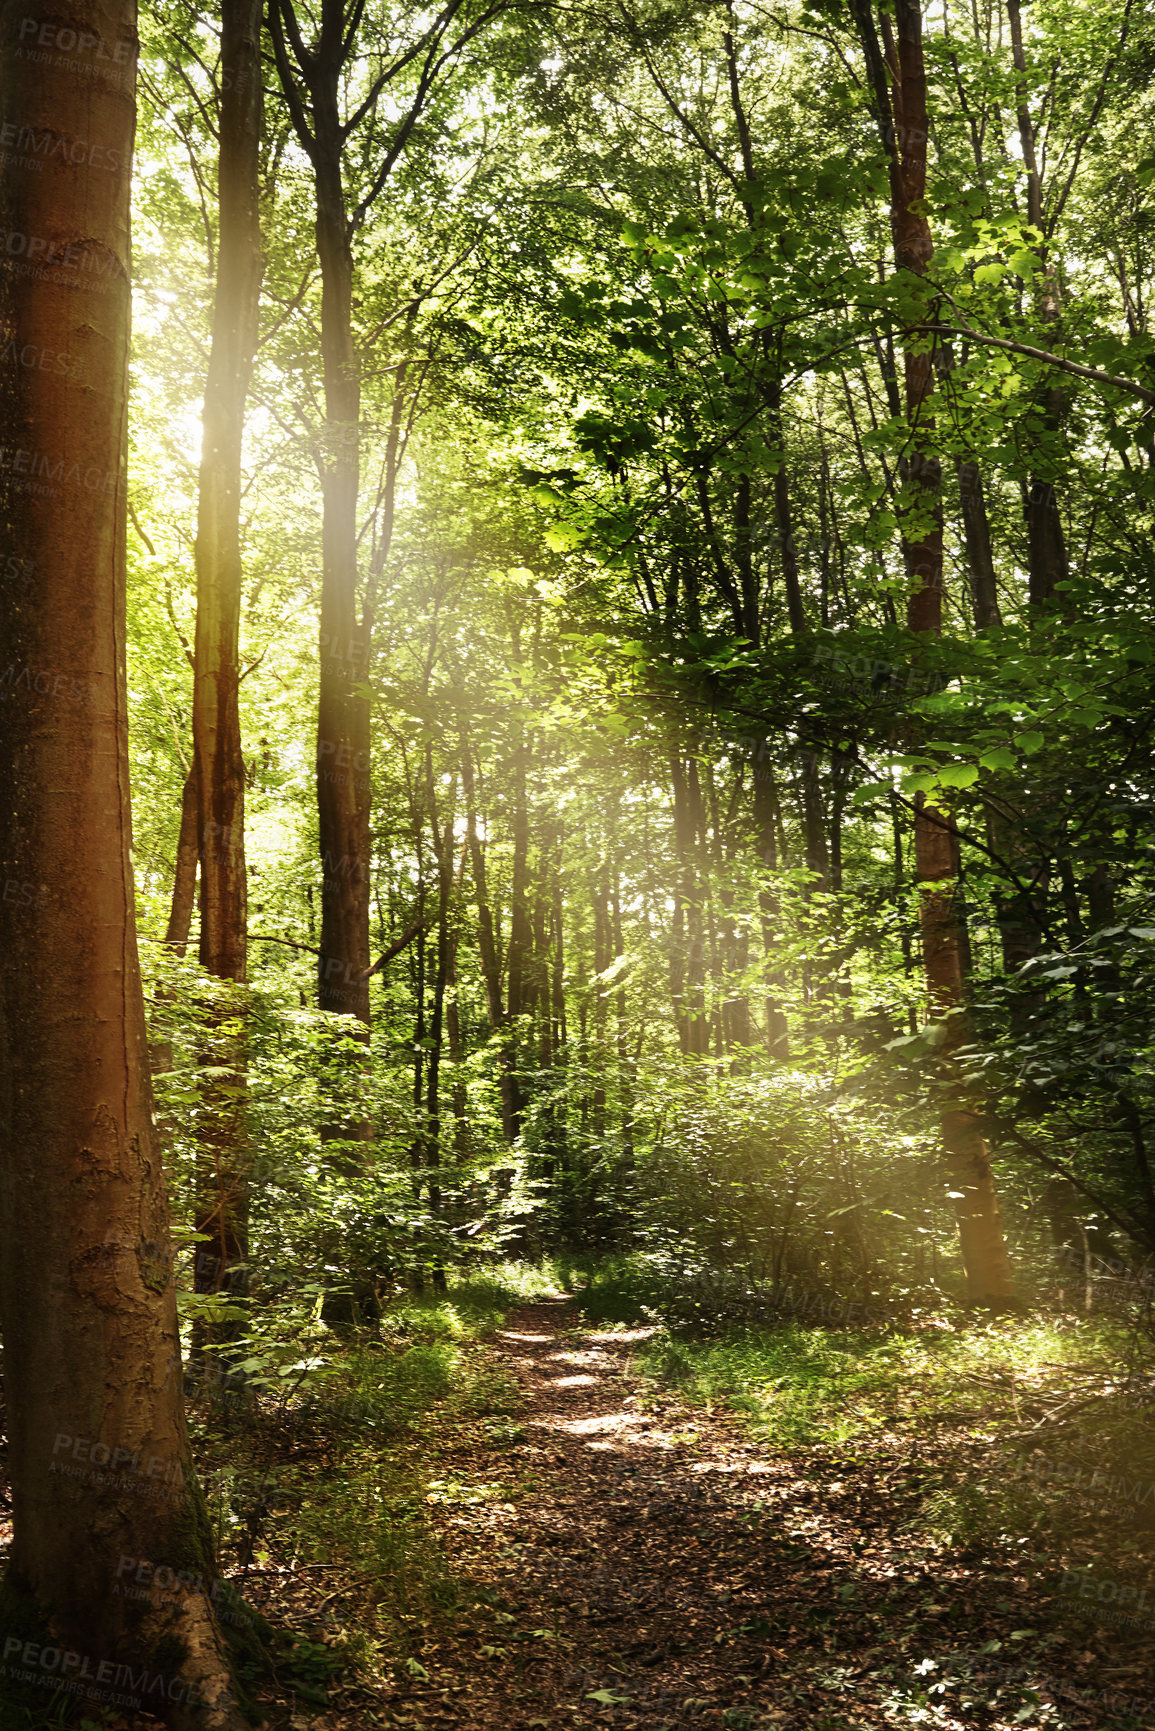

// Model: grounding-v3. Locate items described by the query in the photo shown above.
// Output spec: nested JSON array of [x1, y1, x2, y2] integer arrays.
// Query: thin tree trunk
[[505, 739, 532, 1138], [550, 837, 568, 1160], [670, 753, 709, 1056], [753, 760, 789, 1058], [194, 0, 260, 992], [166, 763, 199, 954], [799, 747, 829, 893], [770, 398, 807, 636], [611, 862, 635, 1165], [190, 0, 263, 1341], [460, 725, 515, 1139], [423, 752, 454, 1290], [1006, 0, 1069, 608], [0, 4, 242, 1712], [955, 457, 1002, 629], [445, 833, 469, 1160], [446, 941, 469, 1157], [151, 764, 198, 1078], [591, 865, 610, 1142]]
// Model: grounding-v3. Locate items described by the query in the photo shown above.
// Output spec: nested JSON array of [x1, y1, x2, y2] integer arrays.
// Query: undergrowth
[[564, 1252, 1155, 1558], [184, 1260, 560, 1698], [181, 1252, 1155, 1709]]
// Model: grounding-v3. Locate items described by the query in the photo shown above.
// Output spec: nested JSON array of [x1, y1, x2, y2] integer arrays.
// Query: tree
[[853, 0, 1017, 1305], [0, 0, 243, 1717], [269, 0, 504, 1035], [189, 0, 264, 1340]]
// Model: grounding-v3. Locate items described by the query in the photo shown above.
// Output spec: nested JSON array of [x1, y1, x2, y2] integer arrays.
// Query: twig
[[314, 1570, 392, 1612]]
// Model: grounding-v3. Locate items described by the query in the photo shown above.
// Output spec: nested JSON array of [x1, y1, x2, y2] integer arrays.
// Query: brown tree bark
[[799, 747, 829, 894], [856, 0, 1017, 1304], [166, 764, 199, 954], [591, 864, 611, 1141], [194, 0, 260, 994], [0, 0, 242, 1714], [151, 764, 197, 1079], [459, 723, 516, 1140], [752, 760, 790, 1058], [1006, 0, 1069, 609], [670, 753, 709, 1056], [190, 0, 263, 1337], [504, 738, 533, 1139], [420, 751, 455, 1288], [312, 139, 372, 1026], [270, 0, 499, 1036], [611, 862, 636, 1164], [955, 457, 1002, 630], [270, 0, 371, 1030]]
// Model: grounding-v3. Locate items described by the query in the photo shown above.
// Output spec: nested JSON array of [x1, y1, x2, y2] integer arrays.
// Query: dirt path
[[371, 1299, 1150, 1731]]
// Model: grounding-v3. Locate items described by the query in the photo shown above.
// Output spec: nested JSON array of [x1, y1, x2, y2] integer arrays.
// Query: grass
[[374, 1259, 564, 1345], [633, 1315, 1119, 1446], [565, 1251, 1155, 1556]]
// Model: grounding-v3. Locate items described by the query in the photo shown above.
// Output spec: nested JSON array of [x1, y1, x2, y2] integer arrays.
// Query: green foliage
[[635, 1315, 1109, 1448]]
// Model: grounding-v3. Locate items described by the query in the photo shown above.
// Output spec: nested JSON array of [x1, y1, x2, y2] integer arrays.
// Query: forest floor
[[247, 1295, 1155, 1731], [6, 1291, 1155, 1730]]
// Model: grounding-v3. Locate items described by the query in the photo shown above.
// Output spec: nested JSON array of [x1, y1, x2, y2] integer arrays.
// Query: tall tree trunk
[[591, 865, 610, 1143], [955, 457, 1002, 629], [505, 739, 532, 1138], [534, 822, 566, 1179], [166, 763, 199, 954], [271, 0, 495, 1046], [194, 0, 260, 992], [151, 764, 198, 1078], [422, 753, 454, 1289], [0, 2, 242, 1713], [857, 0, 1017, 1304], [670, 753, 709, 1056], [445, 941, 469, 1158], [314, 136, 371, 1026], [799, 747, 829, 893], [550, 840, 568, 1161], [1006, 0, 1069, 609], [191, 0, 263, 1340], [770, 399, 807, 636], [611, 861, 635, 1164], [460, 725, 516, 1139], [752, 760, 789, 1058]]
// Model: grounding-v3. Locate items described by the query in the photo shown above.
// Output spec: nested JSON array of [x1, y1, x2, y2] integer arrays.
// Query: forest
[[2, 0, 1155, 1723]]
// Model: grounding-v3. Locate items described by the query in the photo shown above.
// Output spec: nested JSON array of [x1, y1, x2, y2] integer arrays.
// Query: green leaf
[[937, 764, 980, 789], [587, 1689, 632, 1705], [979, 747, 1017, 772], [1013, 730, 1044, 755], [544, 523, 584, 552], [1008, 248, 1040, 277]]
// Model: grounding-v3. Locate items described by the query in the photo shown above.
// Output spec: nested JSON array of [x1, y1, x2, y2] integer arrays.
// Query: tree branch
[[922, 318, 1155, 407], [250, 932, 322, 958], [362, 916, 426, 980]]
